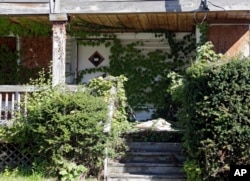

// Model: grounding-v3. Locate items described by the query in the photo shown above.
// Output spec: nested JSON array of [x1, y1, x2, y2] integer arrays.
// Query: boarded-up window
[[0, 37, 18, 85], [19, 37, 52, 83], [208, 25, 249, 57]]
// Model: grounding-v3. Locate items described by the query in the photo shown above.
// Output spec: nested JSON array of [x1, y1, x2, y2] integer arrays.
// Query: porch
[[0, 0, 250, 121]]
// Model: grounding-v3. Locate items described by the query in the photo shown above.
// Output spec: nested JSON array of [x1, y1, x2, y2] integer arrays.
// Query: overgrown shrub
[[3, 75, 109, 179], [1, 73, 132, 180], [88, 75, 133, 134], [88, 75, 134, 159], [182, 56, 250, 180]]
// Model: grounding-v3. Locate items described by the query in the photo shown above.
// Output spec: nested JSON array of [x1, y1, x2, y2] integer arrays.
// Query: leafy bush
[[4, 75, 109, 179], [88, 75, 133, 134], [1, 73, 133, 180], [87, 75, 134, 159], [183, 159, 202, 181], [182, 56, 250, 180]]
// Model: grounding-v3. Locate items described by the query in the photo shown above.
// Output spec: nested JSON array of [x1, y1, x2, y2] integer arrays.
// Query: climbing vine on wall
[[0, 44, 42, 84], [197, 22, 209, 46], [76, 30, 196, 114], [0, 17, 51, 84], [0, 17, 51, 37]]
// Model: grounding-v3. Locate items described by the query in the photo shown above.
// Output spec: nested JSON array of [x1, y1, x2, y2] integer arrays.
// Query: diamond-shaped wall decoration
[[88, 51, 105, 67]]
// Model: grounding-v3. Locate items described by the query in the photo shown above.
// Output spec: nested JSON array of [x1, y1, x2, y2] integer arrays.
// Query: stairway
[[106, 142, 186, 181]]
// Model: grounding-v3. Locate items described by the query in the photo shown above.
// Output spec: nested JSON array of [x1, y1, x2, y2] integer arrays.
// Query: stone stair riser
[[107, 177, 186, 181], [108, 165, 184, 174], [127, 142, 183, 152], [106, 142, 186, 181], [121, 154, 185, 164]]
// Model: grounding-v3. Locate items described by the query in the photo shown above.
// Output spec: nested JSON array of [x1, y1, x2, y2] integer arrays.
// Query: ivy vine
[[0, 45, 41, 84], [76, 30, 197, 116], [0, 17, 51, 84], [0, 17, 51, 37], [197, 22, 209, 46]]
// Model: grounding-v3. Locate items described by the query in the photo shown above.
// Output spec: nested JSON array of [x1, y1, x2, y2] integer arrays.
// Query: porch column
[[50, 13, 68, 86], [51, 21, 67, 86]]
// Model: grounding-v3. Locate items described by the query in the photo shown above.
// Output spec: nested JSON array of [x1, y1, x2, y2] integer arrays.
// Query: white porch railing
[[0, 85, 78, 126], [0, 86, 31, 126]]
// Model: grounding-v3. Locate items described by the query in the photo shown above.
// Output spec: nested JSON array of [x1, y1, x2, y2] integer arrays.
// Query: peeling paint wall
[[52, 22, 67, 86], [208, 25, 250, 57]]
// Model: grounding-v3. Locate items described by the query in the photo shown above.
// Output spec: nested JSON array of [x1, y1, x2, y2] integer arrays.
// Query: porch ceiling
[[8, 10, 250, 33], [70, 11, 250, 32]]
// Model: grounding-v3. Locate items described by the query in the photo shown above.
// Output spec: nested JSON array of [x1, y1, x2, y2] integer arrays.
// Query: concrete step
[[106, 142, 186, 180], [127, 142, 183, 152], [107, 173, 186, 181], [108, 162, 184, 174], [119, 152, 186, 164]]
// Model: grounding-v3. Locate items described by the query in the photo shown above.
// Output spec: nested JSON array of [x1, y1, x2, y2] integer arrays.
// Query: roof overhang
[[0, 0, 250, 32], [1, 0, 250, 15]]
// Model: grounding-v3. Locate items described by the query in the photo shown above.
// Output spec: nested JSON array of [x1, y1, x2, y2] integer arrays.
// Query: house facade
[[0, 0, 250, 121]]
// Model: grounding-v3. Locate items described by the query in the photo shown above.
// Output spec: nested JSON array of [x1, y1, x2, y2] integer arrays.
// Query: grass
[[0, 168, 102, 181], [0, 174, 55, 181], [0, 168, 56, 181]]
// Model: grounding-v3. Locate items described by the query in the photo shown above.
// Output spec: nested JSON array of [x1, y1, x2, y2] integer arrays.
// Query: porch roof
[[5, 10, 250, 33], [0, 0, 250, 32]]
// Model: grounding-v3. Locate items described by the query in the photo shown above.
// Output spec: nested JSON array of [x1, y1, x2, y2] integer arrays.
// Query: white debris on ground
[[135, 118, 175, 131]]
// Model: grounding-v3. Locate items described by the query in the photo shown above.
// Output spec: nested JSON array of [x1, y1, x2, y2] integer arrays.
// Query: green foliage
[[78, 32, 196, 118], [0, 17, 51, 37], [58, 159, 87, 181], [183, 160, 202, 181], [87, 75, 133, 159], [4, 73, 109, 178], [108, 40, 170, 109], [0, 167, 51, 181], [88, 75, 132, 132], [166, 71, 184, 105], [197, 41, 223, 63], [182, 55, 250, 180], [1, 73, 133, 179], [197, 22, 209, 46]]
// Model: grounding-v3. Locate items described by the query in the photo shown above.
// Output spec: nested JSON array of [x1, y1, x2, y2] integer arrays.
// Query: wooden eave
[[69, 11, 250, 33], [0, 0, 250, 32]]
